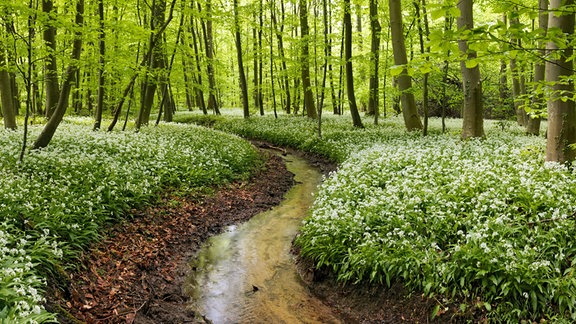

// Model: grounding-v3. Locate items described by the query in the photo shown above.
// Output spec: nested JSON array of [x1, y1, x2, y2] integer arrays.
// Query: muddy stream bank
[[186, 153, 341, 323]]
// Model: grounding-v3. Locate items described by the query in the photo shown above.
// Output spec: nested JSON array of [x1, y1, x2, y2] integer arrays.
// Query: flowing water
[[186, 154, 341, 323]]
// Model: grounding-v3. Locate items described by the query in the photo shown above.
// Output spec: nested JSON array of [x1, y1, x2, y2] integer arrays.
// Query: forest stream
[[185, 153, 341, 323]]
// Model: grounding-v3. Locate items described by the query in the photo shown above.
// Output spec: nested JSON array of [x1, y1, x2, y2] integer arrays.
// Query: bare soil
[[45, 145, 482, 323]]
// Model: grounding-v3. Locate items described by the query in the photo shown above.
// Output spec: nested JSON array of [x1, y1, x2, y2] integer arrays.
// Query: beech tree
[[526, 0, 548, 136], [43, 0, 59, 118], [300, 0, 317, 119], [389, 0, 422, 131], [367, 0, 381, 124], [34, 0, 84, 149], [545, 0, 576, 163], [457, 0, 484, 139], [344, 0, 362, 128]]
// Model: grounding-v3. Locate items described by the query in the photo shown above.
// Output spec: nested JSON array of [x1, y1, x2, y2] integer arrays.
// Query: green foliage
[[177, 112, 576, 321], [0, 120, 261, 321]]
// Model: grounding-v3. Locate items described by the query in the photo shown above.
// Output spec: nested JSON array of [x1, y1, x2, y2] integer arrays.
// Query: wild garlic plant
[[0, 121, 261, 322]]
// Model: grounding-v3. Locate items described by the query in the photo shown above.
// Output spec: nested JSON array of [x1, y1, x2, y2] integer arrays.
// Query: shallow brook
[[186, 154, 341, 323]]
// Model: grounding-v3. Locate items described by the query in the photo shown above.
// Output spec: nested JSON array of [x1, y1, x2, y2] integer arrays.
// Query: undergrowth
[[177, 112, 576, 322], [0, 120, 261, 322]]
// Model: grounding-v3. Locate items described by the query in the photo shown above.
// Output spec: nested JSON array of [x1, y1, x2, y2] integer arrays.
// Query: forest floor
[[45, 144, 480, 323]]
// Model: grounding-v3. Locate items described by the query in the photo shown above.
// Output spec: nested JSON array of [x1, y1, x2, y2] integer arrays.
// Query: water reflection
[[187, 155, 341, 323]]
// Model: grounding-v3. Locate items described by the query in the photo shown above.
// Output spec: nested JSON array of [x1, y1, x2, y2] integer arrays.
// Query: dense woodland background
[[5, 1, 576, 321], [0, 0, 575, 160]]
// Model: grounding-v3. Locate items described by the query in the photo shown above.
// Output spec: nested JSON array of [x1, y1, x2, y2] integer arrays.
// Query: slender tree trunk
[[272, 1, 291, 114], [509, 12, 526, 126], [328, 3, 338, 116], [441, 16, 453, 133], [233, 0, 250, 118], [252, 11, 260, 113], [458, 0, 484, 139], [415, 0, 430, 135], [137, 0, 168, 129], [318, 0, 330, 120], [300, 0, 317, 119], [389, 0, 422, 131], [201, 0, 219, 114], [43, 0, 59, 118], [545, 0, 576, 163], [190, 14, 207, 114], [526, 0, 548, 136], [367, 0, 381, 124], [20, 0, 35, 162], [498, 14, 509, 115], [34, 0, 84, 149], [344, 0, 363, 127], [108, 0, 176, 131], [258, 0, 264, 115], [93, 0, 105, 130], [337, 25, 345, 115], [269, 0, 277, 118]]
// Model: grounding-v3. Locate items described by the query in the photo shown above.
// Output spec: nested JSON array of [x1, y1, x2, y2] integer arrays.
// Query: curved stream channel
[[186, 153, 341, 323]]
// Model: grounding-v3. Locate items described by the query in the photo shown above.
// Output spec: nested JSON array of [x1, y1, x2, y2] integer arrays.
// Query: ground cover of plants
[[0, 119, 262, 322], [177, 111, 576, 322]]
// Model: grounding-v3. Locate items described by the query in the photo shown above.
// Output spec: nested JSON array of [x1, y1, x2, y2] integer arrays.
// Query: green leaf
[[484, 302, 492, 311], [390, 65, 404, 77], [465, 59, 478, 69], [530, 291, 538, 311], [431, 304, 441, 319], [449, 6, 461, 18]]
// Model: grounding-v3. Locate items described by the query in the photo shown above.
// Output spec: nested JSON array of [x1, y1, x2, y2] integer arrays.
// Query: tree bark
[[344, 0, 363, 127], [233, 0, 250, 118], [458, 0, 484, 139], [272, 1, 291, 114], [415, 0, 430, 136], [389, 0, 422, 131], [545, 0, 576, 163], [526, 0, 548, 136], [43, 0, 59, 118], [367, 0, 381, 124], [189, 13, 207, 114], [34, 0, 84, 149], [93, 0, 106, 131], [509, 12, 527, 126], [300, 0, 317, 119], [137, 0, 167, 129], [201, 0, 219, 115]]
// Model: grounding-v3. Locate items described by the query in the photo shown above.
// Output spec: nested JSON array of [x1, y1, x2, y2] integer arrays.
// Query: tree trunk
[[367, 0, 381, 124], [93, 0, 105, 131], [526, 0, 548, 136], [389, 0, 422, 131], [509, 12, 526, 126], [458, 0, 484, 139], [107, 0, 176, 132], [272, 1, 291, 114], [344, 0, 363, 127], [0, 70, 17, 130], [252, 11, 260, 114], [258, 0, 264, 115], [545, 0, 576, 163], [415, 0, 430, 136], [233, 0, 250, 118], [189, 14, 207, 114], [137, 0, 168, 129], [43, 0, 59, 118], [202, 0, 219, 115], [300, 0, 317, 119], [34, 0, 84, 149]]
